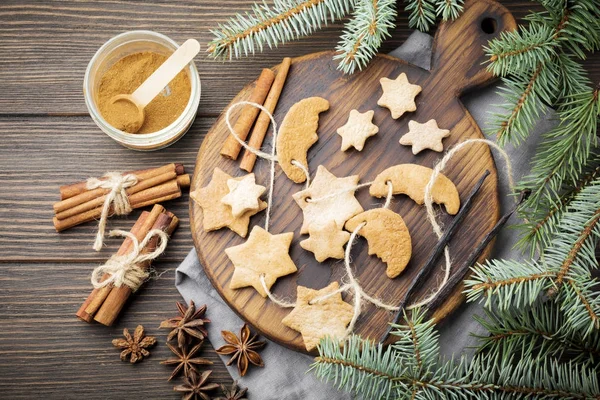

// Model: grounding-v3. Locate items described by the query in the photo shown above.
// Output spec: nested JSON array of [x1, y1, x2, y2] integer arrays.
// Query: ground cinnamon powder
[[97, 51, 191, 134]]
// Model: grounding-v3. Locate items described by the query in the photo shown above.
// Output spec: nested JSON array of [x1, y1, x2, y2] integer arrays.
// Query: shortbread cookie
[[300, 221, 351, 262], [336, 109, 379, 151], [191, 168, 267, 237], [399, 119, 450, 154], [276, 97, 330, 183], [282, 282, 354, 351], [221, 173, 266, 218], [293, 165, 363, 234], [369, 164, 460, 215], [345, 208, 412, 279], [377, 73, 421, 119], [225, 226, 297, 297]]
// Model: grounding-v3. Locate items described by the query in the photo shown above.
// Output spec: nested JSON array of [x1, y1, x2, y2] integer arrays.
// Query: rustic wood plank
[[0, 262, 232, 399], [191, 0, 512, 353], [0, 115, 212, 261], [0, 1, 565, 116]]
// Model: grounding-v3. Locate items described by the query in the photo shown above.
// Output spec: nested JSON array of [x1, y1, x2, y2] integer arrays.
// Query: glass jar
[[83, 30, 201, 151]]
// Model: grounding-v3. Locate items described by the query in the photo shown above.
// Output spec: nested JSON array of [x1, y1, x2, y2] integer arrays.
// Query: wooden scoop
[[109, 38, 201, 134]]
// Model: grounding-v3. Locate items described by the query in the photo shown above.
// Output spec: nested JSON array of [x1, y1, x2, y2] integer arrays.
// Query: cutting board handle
[[430, 0, 516, 95]]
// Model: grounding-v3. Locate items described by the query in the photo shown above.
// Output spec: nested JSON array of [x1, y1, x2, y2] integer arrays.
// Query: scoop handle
[[131, 39, 200, 108]]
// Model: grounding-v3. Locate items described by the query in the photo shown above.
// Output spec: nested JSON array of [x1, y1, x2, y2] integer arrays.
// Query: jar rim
[[83, 30, 201, 150]]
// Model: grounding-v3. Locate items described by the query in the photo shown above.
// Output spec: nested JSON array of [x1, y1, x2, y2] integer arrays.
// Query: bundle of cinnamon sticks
[[77, 204, 178, 326], [53, 163, 190, 232], [221, 57, 292, 172]]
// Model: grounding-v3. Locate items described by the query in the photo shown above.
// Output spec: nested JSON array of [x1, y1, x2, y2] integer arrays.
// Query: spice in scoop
[[97, 52, 191, 134]]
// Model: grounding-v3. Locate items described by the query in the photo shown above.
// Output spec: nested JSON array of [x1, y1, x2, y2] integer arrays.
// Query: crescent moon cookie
[[399, 119, 450, 154], [336, 109, 379, 152], [225, 226, 298, 297], [276, 97, 330, 183], [293, 165, 364, 235], [281, 282, 354, 351], [191, 168, 267, 237], [345, 208, 412, 279], [369, 164, 460, 215], [377, 73, 422, 119]]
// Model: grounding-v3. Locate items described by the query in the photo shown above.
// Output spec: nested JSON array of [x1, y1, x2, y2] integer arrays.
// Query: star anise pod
[[160, 300, 210, 348], [112, 325, 156, 363], [161, 341, 213, 381], [216, 381, 248, 400], [215, 323, 266, 377], [173, 369, 219, 400]]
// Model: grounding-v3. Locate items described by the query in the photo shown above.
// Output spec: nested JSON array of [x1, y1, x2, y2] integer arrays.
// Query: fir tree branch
[[515, 160, 600, 254], [334, 0, 397, 74], [434, 0, 463, 22], [467, 178, 600, 333], [405, 0, 436, 32], [488, 62, 557, 145], [475, 304, 600, 365], [208, 0, 355, 59]]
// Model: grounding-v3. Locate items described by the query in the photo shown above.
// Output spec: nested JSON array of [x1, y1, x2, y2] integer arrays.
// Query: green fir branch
[[405, 0, 436, 32], [208, 0, 356, 60], [515, 156, 600, 254], [466, 177, 600, 334], [334, 0, 397, 74], [312, 315, 600, 399], [485, 24, 560, 76], [434, 0, 464, 22], [475, 303, 600, 365], [487, 62, 558, 145]]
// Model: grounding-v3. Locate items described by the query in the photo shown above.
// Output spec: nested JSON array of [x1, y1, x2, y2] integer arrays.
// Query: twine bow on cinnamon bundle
[[52, 163, 190, 251], [76, 204, 179, 326]]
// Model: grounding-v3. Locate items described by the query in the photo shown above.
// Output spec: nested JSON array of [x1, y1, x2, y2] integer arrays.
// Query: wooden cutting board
[[191, 0, 516, 353]]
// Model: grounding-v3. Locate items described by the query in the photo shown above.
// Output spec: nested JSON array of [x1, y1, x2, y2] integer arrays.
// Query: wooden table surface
[[0, 1, 597, 399]]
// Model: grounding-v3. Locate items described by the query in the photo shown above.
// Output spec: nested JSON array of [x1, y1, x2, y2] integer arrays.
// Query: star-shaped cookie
[[190, 168, 267, 237], [399, 119, 450, 154], [336, 109, 379, 152], [300, 221, 351, 262], [225, 226, 297, 297], [282, 282, 354, 351], [377, 72, 422, 119], [221, 173, 266, 218], [292, 165, 364, 235]]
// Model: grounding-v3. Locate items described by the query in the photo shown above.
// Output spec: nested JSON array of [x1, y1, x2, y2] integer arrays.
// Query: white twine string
[[86, 172, 138, 251], [224, 101, 515, 338], [225, 101, 283, 232], [90, 228, 169, 292], [408, 139, 513, 309]]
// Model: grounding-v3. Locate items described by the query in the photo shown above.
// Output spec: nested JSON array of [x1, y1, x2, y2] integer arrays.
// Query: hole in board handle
[[481, 17, 497, 34]]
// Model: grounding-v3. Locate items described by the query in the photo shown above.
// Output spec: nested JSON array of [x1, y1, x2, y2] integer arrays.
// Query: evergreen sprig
[[516, 88, 600, 252], [465, 176, 600, 336], [334, 0, 397, 74], [475, 303, 600, 366], [312, 308, 600, 399], [208, 0, 464, 73], [483, 0, 600, 251]]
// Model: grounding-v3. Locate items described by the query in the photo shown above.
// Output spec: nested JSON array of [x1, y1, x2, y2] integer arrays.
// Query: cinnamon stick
[[93, 211, 179, 326], [220, 68, 276, 160], [53, 176, 187, 231], [240, 57, 291, 172], [59, 163, 184, 200], [55, 171, 177, 219], [76, 205, 166, 322]]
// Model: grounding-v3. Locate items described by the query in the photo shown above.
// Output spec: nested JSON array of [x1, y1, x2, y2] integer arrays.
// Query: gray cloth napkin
[[176, 31, 556, 399]]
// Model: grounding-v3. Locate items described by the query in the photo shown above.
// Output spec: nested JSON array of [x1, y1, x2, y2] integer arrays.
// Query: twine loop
[[87, 172, 138, 251], [90, 229, 169, 292]]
